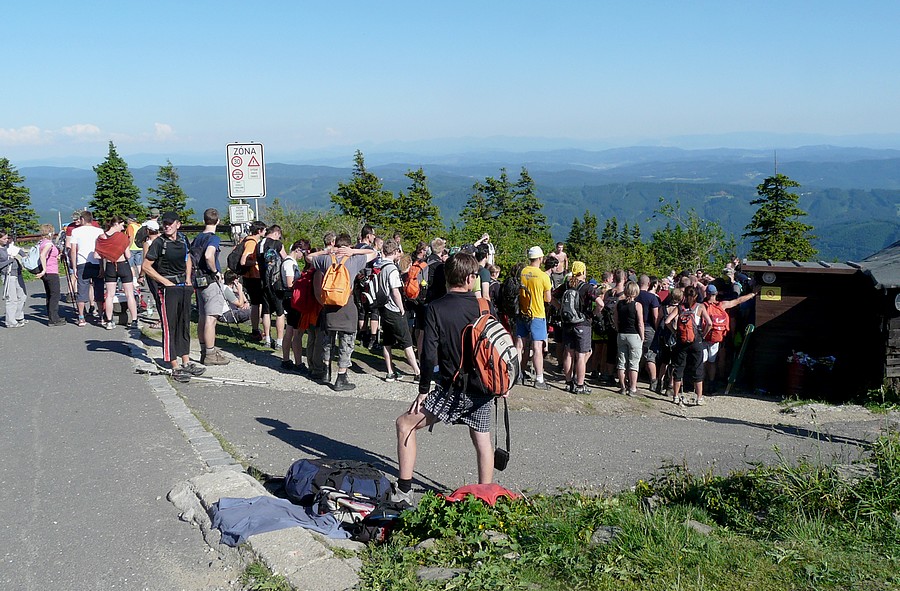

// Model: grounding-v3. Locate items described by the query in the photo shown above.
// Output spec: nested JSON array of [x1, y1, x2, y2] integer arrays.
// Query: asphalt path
[[173, 367, 889, 495], [0, 284, 237, 590]]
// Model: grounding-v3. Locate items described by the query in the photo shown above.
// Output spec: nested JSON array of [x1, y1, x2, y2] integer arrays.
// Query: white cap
[[527, 246, 544, 259]]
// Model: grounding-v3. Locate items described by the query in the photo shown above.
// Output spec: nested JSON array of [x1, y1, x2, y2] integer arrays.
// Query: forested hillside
[[20, 155, 900, 262]]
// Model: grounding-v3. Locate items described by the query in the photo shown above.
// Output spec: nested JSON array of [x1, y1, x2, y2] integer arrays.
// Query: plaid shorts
[[423, 385, 494, 433]]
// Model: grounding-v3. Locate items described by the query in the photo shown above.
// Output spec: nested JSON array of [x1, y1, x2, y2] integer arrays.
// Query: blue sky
[[3, 1, 899, 164]]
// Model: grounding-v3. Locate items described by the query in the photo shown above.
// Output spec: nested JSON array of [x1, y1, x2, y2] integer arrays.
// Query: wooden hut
[[740, 260, 882, 400], [855, 241, 900, 389]]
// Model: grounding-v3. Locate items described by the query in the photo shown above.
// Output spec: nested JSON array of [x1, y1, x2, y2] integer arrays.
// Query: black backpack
[[133, 225, 150, 249], [260, 238, 286, 294], [498, 264, 530, 321], [284, 458, 391, 506], [560, 284, 587, 324], [189, 233, 214, 283], [226, 237, 256, 275]]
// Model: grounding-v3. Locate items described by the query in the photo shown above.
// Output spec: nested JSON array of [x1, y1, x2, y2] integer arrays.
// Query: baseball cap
[[706, 284, 718, 295], [572, 261, 586, 276], [150, 207, 161, 217], [161, 211, 180, 225], [527, 246, 544, 259], [145, 220, 160, 232]]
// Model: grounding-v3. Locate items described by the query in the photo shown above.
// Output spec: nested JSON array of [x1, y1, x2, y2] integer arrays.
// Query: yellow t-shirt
[[520, 266, 551, 319], [126, 222, 142, 251]]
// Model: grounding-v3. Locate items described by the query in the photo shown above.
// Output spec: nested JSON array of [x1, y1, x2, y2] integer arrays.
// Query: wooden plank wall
[[746, 271, 882, 399]]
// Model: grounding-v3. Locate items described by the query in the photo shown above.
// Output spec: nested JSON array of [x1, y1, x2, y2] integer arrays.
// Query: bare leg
[[469, 429, 495, 484], [396, 410, 438, 480], [104, 282, 116, 322]]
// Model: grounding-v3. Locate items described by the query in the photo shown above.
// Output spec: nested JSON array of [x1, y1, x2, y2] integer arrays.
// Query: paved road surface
[[0, 287, 238, 590]]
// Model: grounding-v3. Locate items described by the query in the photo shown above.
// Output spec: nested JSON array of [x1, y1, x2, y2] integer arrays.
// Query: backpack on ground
[[705, 301, 730, 343], [677, 304, 699, 344], [21, 245, 43, 274], [284, 458, 391, 507], [363, 262, 396, 308], [453, 298, 520, 396], [260, 238, 286, 294], [320, 254, 352, 306], [226, 237, 256, 275], [402, 260, 428, 301], [559, 285, 587, 324]]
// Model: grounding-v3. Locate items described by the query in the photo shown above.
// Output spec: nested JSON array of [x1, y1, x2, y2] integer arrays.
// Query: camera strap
[[494, 397, 510, 453]]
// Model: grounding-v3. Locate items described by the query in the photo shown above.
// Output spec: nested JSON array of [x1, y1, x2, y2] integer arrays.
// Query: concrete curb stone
[[128, 332, 364, 590]]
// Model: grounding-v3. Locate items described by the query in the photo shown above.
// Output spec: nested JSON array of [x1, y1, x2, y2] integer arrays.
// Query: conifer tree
[[392, 168, 443, 244], [147, 159, 194, 222], [0, 158, 39, 236], [743, 173, 817, 261], [89, 142, 143, 223], [330, 150, 395, 229]]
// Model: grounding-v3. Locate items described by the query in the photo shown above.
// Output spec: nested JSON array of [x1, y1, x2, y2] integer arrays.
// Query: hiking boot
[[384, 371, 399, 382], [180, 362, 207, 376], [533, 380, 550, 391], [389, 482, 413, 507], [130, 320, 139, 330], [105, 320, 116, 330], [333, 373, 356, 391], [565, 380, 574, 393], [281, 359, 296, 371], [249, 329, 263, 342], [204, 350, 230, 366], [308, 370, 327, 383], [573, 384, 592, 395], [292, 362, 309, 374], [170, 368, 192, 383], [50, 319, 67, 327], [695, 396, 706, 406]]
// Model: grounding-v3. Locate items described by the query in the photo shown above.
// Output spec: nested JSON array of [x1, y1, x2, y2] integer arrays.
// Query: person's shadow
[[256, 417, 447, 493]]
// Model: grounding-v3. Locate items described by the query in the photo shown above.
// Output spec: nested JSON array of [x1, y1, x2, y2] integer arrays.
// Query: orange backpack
[[677, 304, 699, 344], [320, 255, 352, 307], [453, 299, 520, 396], [704, 301, 729, 343], [403, 260, 429, 301]]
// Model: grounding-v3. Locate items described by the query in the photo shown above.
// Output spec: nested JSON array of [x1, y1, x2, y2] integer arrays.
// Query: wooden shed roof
[[856, 240, 900, 289], [741, 259, 859, 275]]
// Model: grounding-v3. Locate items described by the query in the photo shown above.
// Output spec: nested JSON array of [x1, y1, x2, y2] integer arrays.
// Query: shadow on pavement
[[697, 416, 873, 447], [256, 417, 448, 492]]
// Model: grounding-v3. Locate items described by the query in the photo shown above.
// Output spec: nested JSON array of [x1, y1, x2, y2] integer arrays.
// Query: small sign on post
[[227, 142, 266, 198], [229, 203, 251, 225]]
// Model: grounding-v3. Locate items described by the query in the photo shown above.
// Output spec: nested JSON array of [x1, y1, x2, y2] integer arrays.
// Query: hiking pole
[[134, 367, 270, 386], [724, 324, 755, 396]]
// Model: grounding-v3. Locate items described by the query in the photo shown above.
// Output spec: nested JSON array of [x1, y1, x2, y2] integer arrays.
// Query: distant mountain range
[[19, 145, 900, 262]]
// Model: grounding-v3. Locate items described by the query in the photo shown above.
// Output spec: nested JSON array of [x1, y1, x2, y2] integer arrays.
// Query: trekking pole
[[135, 367, 269, 386], [724, 324, 755, 396], [59, 252, 76, 309]]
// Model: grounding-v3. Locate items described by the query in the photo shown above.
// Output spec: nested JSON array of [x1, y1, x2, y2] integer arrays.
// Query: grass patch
[[240, 560, 292, 591], [360, 431, 900, 590]]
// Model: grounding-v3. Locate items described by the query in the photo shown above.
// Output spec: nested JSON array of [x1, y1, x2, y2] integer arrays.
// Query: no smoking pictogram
[[231, 156, 243, 167], [232, 169, 244, 180]]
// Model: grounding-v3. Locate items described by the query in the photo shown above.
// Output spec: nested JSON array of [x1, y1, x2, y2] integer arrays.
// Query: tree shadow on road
[[256, 417, 447, 493], [694, 416, 873, 447]]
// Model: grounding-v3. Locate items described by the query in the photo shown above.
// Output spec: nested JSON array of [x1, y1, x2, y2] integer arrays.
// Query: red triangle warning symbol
[[248, 156, 260, 167]]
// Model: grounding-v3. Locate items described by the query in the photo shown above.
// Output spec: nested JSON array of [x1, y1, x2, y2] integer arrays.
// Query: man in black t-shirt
[[142, 212, 205, 381]]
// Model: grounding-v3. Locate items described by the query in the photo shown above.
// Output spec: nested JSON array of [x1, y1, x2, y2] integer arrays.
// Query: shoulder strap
[[494, 397, 510, 453], [476, 297, 490, 317]]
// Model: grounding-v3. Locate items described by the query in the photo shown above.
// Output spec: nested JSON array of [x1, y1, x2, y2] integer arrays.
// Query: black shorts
[[380, 308, 413, 349], [244, 277, 264, 306], [284, 297, 300, 328], [357, 296, 380, 323], [563, 322, 592, 354], [262, 287, 284, 317], [104, 260, 134, 283]]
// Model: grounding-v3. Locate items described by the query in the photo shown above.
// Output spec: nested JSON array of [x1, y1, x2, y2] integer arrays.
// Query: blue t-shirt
[[193, 232, 221, 274]]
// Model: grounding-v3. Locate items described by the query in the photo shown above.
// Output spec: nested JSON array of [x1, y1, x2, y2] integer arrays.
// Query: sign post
[[227, 142, 266, 222]]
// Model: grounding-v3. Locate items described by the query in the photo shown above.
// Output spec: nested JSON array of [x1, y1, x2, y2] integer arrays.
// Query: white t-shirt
[[70, 225, 104, 265], [381, 262, 402, 314], [281, 257, 300, 289]]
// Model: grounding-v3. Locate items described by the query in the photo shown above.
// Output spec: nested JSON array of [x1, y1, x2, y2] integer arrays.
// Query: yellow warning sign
[[761, 286, 782, 301]]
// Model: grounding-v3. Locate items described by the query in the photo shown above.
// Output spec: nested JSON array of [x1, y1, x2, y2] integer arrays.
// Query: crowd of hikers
[[1, 208, 759, 495]]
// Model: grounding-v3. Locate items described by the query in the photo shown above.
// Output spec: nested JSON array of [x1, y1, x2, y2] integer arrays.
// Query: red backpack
[[403, 260, 429, 301], [677, 304, 699, 344], [453, 299, 520, 396], [291, 268, 323, 323], [704, 301, 729, 343]]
